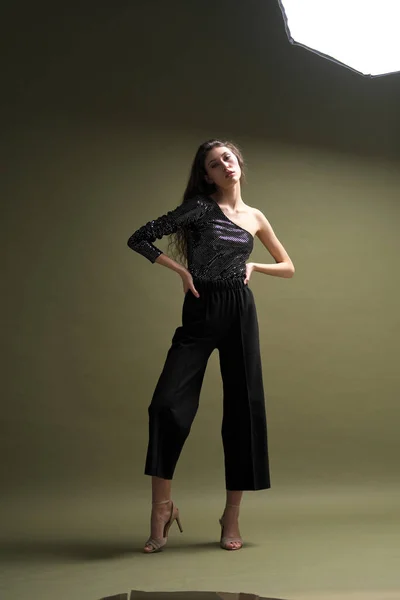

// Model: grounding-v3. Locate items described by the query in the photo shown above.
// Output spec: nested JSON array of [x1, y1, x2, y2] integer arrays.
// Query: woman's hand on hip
[[180, 269, 200, 298], [244, 262, 254, 285]]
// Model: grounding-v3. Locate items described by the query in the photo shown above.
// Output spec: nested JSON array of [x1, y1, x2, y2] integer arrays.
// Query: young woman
[[127, 139, 295, 553]]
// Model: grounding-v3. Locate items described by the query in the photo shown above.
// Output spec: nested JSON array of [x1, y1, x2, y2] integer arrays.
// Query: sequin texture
[[127, 195, 254, 281]]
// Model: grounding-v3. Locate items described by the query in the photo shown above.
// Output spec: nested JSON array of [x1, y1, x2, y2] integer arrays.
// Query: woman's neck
[[211, 184, 243, 210]]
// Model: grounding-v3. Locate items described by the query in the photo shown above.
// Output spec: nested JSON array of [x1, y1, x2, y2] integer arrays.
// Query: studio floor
[[1, 484, 399, 600]]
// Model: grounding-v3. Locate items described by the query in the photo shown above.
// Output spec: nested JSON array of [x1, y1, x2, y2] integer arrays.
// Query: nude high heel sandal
[[219, 503, 243, 551], [144, 499, 183, 553]]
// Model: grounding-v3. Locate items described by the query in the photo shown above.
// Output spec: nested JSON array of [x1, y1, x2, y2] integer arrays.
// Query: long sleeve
[[127, 195, 211, 263]]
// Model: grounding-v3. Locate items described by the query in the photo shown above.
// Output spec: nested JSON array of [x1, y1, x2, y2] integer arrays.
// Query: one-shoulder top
[[127, 195, 254, 281]]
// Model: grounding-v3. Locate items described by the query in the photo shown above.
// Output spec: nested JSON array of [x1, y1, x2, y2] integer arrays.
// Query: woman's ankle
[[225, 490, 243, 508]]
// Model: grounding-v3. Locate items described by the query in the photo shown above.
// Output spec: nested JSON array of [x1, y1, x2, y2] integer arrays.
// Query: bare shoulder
[[251, 206, 268, 221], [244, 204, 264, 216], [244, 205, 271, 230]]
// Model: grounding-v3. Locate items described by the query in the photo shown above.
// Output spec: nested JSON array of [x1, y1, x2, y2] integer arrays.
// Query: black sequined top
[[127, 195, 254, 281]]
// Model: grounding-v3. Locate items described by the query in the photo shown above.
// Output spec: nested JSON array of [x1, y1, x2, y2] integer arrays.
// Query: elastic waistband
[[193, 277, 246, 292]]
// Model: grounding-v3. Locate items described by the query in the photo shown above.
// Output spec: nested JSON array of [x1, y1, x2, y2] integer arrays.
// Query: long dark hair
[[168, 139, 246, 264]]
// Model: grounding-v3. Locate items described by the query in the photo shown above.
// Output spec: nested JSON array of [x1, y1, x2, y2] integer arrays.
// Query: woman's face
[[204, 146, 241, 189]]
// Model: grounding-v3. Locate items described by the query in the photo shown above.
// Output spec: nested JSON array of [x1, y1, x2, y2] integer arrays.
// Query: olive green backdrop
[[3, 124, 400, 497], [1, 5, 400, 598], [2, 0, 399, 501], [2, 3, 400, 600]]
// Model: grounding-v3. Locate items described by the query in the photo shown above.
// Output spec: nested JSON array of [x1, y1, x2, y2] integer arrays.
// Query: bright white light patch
[[279, 0, 400, 77]]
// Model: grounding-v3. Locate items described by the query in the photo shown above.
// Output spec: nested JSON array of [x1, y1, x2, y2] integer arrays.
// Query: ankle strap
[[152, 499, 171, 505], [226, 504, 240, 508]]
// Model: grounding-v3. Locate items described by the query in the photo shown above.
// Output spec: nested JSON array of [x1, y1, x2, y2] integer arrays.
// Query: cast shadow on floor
[[0, 538, 258, 562]]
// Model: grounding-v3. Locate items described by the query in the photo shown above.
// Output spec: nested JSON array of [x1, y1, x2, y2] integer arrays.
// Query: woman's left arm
[[246, 209, 295, 281]]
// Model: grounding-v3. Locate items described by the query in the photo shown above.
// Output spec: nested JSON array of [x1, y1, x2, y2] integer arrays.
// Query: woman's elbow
[[284, 263, 295, 278], [127, 233, 139, 251]]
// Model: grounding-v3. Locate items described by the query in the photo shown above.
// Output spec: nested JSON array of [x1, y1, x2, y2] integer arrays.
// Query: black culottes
[[144, 278, 271, 491]]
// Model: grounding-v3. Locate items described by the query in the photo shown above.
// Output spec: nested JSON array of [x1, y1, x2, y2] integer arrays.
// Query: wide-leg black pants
[[144, 278, 271, 491]]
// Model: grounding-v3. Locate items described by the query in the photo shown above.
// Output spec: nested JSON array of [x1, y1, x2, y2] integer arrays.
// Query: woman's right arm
[[153, 253, 200, 297], [127, 195, 210, 296], [127, 196, 208, 262]]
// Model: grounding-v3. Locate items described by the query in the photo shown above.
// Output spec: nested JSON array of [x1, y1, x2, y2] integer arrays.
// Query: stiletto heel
[[219, 503, 243, 551], [144, 499, 183, 554], [175, 513, 183, 533]]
